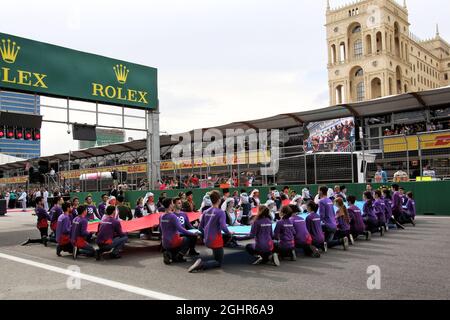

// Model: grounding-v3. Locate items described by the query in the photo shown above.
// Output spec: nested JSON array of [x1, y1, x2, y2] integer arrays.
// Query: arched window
[[352, 25, 361, 33], [331, 44, 337, 63], [356, 82, 365, 102], [339, 42, 346, 62], [354, 39, 363, 58], [355, 68, 364, 77], [448, 63, 450, 68]]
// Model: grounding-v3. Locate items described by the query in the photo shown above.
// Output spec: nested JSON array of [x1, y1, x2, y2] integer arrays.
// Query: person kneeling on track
[[347, 196, 371, 241], [273, 206, 297, 261], [362, 192, 382, 236], [96, 205, 128, 260], [71, 205, 96, 259], [56, 202, 74, 256], [21, 196, 50, 247], [404, 192, 416, 227], [237, 205, 280, 266], [173, 197, 200, 257], [373, 190, 388, 234], [334, 198, 352, 248], [188, 190, 233, 273], [305, 201, 327, 252], [160, 198, 198, 265], [288, 204, 320, 258]]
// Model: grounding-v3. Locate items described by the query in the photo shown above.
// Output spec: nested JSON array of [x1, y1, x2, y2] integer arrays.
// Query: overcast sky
[[0, 0, 449, 156]]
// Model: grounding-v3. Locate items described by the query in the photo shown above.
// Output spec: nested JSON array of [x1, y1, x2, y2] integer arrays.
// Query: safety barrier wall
[[72, 180, 450, 216]]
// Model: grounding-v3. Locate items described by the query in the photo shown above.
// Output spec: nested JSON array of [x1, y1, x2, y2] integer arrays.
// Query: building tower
[[326, 0, 450, 105]]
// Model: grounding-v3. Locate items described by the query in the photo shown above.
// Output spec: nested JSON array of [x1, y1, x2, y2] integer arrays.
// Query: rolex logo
[[113, 64, 129, 84], [0, 39, 20, 64]]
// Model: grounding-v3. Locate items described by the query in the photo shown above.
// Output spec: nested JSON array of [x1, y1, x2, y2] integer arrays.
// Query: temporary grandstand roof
[[1, 86, 450, 171]]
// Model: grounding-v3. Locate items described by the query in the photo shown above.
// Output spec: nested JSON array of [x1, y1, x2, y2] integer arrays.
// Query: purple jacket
[[71, 208, 78, 221], [199, 207, 230, 249], [363, 201, 378, 224], [383, 198, 393, 221], [36, 207, 50, 223], [249, 217, 274, 253], [405, 199, 416, 218], [319, 197, 337, 230], [86, 205, 100, 221], [70, 216, 90, 243], [274, 218, 296, 249], [96, 215, 126, 245], [50, 206, 63, 224], [174, 211, 194, 230], [56, 214, 72, 243], [290, 215, 311, 245], [392, 191, 403, 215], [306, 212, 324, 245], [373, 199, 387, 224], [336, 210, 350, 232], [348, 205, 365, 234], [160, 212, 192, 249], [98, 203, 107, 218]]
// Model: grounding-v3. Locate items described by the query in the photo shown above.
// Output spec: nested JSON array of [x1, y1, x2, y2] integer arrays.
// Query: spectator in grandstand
[[116, 195, 132, 221], [423, 165, 436, 178], [393, 167, 409, 182], [374, 165, 388, 183]]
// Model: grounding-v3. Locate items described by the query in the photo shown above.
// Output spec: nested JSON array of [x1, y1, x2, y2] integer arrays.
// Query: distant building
[[79, 128, 125, 149], [326, 0, 450, 105], [0, 91, 41, 159]]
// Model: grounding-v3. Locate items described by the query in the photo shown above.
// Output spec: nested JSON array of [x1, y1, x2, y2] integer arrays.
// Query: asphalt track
[[1, 209, 449, 300]]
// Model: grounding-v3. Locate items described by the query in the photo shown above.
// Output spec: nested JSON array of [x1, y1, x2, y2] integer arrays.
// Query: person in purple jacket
[[391, 184, 407, 225], [334, 198, 351, 249], [347, 196, 371, 241], [305, 201, 327, 252], [318, 186, 348, 250], [85, 196, 100, 221], [188, 190, 233, 273], [97, 194, 108, 219], [173, 197, 200, 257], [49, 196, 64, 235], [56, 202, 74, 256], [239, 205, 280, 266], [273, 206, 297, 261], [362, 191, 382, 235], [288, 204, 320, 258], [71, 205, 95, 258], [382, 189, 404, 230], [405, 192, 416, 226], [96, 206, 128, 260], [21, 197, 50, 247], [373, 190, 387, 234], [160, 198, 198, 265]]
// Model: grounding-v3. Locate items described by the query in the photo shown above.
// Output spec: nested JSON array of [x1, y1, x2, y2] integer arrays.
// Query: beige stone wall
[[326, 0, 450, 105]]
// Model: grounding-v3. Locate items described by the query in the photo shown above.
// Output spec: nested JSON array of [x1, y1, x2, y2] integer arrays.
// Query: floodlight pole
[[146, 105, 161, 190]]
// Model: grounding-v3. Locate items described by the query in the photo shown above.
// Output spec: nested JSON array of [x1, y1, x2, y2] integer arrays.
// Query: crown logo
[[0, 39, 20, 64], [113, 64, 129, 84]]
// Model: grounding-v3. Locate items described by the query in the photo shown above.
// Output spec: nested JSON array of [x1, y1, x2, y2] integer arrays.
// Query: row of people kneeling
[[160, 185, 416, 273]]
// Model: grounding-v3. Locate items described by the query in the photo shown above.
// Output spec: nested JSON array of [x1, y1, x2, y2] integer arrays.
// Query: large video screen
[[303, 117, 355, 153]]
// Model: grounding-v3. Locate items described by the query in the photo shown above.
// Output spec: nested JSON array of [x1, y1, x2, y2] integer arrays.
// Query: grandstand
[[0, 86, 449, 191]]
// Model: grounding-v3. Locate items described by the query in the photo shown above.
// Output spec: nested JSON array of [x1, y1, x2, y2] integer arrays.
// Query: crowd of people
[[303, 119, 355, 153], [382, 120, 448, 137], [0, 187, 72, 212], [20, 182, 417, 271]]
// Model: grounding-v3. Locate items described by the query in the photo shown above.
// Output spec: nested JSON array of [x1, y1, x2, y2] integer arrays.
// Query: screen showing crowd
[[303, 117, 355, 153]]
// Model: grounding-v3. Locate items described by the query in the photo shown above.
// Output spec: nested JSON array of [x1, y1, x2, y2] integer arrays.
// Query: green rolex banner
[[0, 32, 157, 110]]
